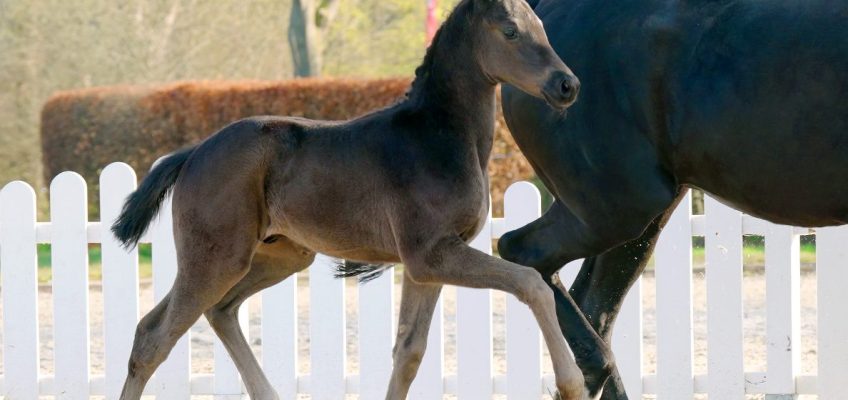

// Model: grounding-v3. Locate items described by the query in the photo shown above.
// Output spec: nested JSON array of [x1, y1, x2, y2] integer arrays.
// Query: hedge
[[41, 78, 533, 217]]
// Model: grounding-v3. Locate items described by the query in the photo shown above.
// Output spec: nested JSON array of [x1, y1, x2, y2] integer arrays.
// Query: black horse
[[497, 0, 848, 398]]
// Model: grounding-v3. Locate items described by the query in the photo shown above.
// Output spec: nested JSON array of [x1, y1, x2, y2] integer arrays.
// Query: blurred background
[[0, 0, 459, 196]]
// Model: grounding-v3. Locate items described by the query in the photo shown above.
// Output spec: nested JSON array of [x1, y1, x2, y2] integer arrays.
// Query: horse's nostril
[[561, 80, 572, 96], [559, 76, 580, 100]]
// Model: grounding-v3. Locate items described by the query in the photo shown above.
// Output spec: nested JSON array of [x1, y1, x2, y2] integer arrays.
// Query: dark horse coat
[[498, 0, 848, 398]]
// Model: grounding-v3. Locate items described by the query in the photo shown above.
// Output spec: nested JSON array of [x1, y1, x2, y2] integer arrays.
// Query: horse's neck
[[406, 19, 498, 147]]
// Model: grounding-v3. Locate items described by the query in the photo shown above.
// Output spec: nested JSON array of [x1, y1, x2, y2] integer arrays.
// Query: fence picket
[[151, 195, 191, 398], [261, 273, 298, 398], [214, 302, 248, 398], [50, 172, 91, 399], [309, 254, 346, 400], [0, 181, 40, 400], [764, 223, 800, 398], [612, 276, 643, 398], [654, 191, 694, 399], [359, 269, 395, 400], [100, 163, 141, 400], [705, 195, 745, 399], [2, 171, 846, 399], [815, 225, 848, 400], [456, 211, 494, 399], [503, 182, 543, 399], [408, 290, 444, 399]]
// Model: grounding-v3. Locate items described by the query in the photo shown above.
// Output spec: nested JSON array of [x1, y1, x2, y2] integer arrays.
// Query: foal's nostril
[[562, 76, 580, 96], [560, 79, 573, 96]]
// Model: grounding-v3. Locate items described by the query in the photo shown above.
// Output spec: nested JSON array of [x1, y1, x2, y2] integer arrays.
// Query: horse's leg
[[499, 193, 684, 400], [401, 237, 585, 400], [565, 197, 682, 399], [119, 239, 255, 400], [204, 238, 315, 400], [385, 273, 442, 400]]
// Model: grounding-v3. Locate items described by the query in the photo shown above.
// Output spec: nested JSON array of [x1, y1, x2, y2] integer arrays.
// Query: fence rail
[[1, 162, 846, 399]]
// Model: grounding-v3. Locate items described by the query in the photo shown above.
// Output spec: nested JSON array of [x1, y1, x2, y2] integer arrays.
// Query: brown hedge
[[41, 78, 533, 217]]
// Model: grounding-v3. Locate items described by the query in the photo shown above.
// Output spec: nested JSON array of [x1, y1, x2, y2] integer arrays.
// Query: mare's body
[[498, 0, 848, 398], [111, 0, 591, 399]]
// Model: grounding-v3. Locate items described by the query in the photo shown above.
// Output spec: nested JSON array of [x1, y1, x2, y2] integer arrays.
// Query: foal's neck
[[405, 3, 497, 142]]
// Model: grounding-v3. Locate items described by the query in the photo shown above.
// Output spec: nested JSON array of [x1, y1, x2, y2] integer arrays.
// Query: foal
[[113, 0, 584, 398]]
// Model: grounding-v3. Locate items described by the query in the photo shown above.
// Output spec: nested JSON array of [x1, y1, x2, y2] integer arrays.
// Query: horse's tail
[[111, 146, 195, 248], [334, 260, 394, 283]]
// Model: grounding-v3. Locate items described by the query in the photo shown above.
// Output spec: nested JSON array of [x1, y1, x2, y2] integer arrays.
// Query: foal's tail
[[111, 146, 195, 248]]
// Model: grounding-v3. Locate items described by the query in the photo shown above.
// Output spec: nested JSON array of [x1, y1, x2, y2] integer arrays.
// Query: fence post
[[704, 195, 745, 399], [816, 225, 848, 400], [611, 272, 643, 398], [100, 163, 141, 400], [309, 254, 346, 400], [151, 194, 191, 398], [502, 182, 543, 399], [456, 208, 494, 399], [359, 267, 395, 400], [654, 190, 694, 399], [0, 181, 40, 399], [764, 222, 800, 399], [262, 273, 298, 398], [51, 172, 91, 399]]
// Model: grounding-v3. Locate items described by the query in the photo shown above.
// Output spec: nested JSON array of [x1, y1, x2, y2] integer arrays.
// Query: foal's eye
[[502, 26, 518, 40]]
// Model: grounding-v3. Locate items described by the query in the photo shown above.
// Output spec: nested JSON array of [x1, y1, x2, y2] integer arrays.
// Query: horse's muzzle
[[543, 70, 580, 110]]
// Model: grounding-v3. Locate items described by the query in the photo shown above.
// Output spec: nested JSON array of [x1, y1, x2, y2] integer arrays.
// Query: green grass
[[37, 244, 153, 283], [691, 242, 816, 268]]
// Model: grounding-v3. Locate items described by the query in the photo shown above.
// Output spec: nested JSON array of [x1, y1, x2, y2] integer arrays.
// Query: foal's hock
[[112, 0, 587, 399]]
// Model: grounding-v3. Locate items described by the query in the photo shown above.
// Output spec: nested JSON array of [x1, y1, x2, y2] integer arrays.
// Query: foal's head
[[470, 0, 579, 109]]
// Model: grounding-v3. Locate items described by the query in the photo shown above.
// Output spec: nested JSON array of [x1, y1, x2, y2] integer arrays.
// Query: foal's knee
[[127, 324, 164, 378], [513, 268, 555, 308], [392, 331, 427, 382]]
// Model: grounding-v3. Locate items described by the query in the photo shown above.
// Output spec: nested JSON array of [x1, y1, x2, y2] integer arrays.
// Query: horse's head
[[471, 0, 579, 110]]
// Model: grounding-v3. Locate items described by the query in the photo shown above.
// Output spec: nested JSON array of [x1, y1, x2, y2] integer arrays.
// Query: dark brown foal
[[112, 0, 586, 398]]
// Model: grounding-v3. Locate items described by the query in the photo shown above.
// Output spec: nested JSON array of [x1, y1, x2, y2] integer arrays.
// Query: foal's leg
[[119, 240, 255, 400], [385, 273, 442, 400], [204, 238, 315, 400], [401, 236, 586, 400]]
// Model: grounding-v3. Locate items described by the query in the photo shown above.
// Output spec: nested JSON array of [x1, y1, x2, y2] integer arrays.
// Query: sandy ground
[[0, 267, 819, 399]]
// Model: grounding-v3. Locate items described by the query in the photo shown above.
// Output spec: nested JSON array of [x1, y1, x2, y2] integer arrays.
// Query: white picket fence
[[1, 162, 847, 399]]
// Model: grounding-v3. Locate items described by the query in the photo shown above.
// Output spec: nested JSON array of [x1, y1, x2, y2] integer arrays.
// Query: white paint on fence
[[654, 191, 694, 399], [1, 166, 846, 399], [261, 272, 297, 398], [456, 208, 494, 399], [100, 163, 141, 400], [0, 181, 40, 400], [705, 196, 745, 399], [408, 288, 444, 400], [150, 195, 191, 398], [358, 269, 395, 400], [815, 226, 848, 400], [764, 223, 800, 397], [50, 172, 91, 399], [503, 182, 543, 398], [611, 274, 642, 398], [310, 254, 347, 400]]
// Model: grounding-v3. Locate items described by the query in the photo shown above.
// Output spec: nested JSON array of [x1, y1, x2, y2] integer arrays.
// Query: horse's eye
[[502, 26, 518, 40]]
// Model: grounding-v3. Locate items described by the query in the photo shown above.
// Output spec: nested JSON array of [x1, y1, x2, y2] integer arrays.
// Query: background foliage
[[41, 79, 532, 217], [0, 0, 466, 202]]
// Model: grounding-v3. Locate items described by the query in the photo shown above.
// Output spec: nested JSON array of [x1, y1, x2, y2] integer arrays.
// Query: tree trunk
[[288, 0, 339, 77]]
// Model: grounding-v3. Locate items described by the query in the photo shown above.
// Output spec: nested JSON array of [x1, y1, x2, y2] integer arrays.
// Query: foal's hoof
[[552, 388, 602, 400]]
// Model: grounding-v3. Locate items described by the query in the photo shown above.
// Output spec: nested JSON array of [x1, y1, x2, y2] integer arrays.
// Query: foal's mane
[[405, 0, 476, 102]]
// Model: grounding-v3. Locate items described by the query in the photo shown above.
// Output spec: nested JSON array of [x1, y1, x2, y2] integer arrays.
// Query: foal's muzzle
[[543, 70, 581, 110]]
